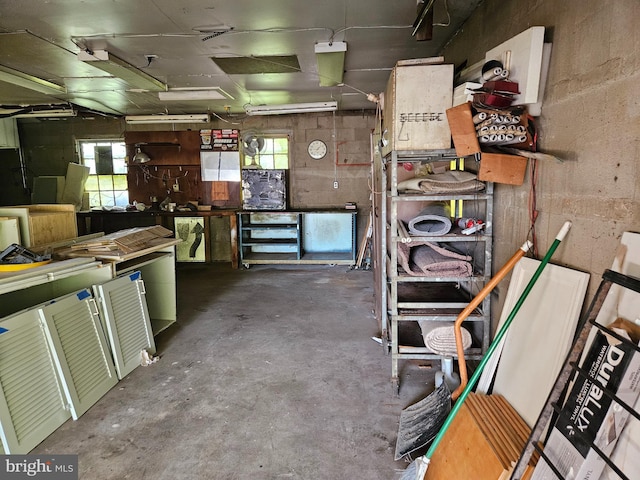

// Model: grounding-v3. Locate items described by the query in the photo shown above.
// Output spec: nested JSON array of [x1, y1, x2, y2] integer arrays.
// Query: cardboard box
[[531, 327, 640, 480], [446, 102, 528, 185], [381, 59, 453, 156]]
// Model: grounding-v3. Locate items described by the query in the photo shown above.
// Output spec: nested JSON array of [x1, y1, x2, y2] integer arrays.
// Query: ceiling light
[[131, 147, 151, 164], [124, 114, 210, 124], [0, 65, 66, 95], [314, 42, 347, 87], [158, 88, 233, 101], [78, 49, 166, 91], [245, 101, 338, 116], [11, 108, 77, 118]]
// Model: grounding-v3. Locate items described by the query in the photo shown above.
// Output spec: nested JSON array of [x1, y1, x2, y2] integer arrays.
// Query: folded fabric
[[397, 241, 473, 277], [406, 202, 451, 236], [397, 170, 485, 194]]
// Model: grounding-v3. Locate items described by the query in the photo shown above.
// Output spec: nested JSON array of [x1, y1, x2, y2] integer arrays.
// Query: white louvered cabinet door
[[93, 271, 156, 380], [0, 308, 71, 453], [39, 289, 118, 420]]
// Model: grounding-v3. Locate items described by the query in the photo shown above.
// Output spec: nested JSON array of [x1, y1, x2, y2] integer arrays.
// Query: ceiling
[[0, 0, 482, 119]]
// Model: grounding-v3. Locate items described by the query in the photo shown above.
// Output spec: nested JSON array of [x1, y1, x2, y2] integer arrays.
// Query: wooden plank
[[478, 153, 527, 186], [424, 401, 505, 480], [211, 181, 230, 200], [446, 102, 481, 157], [465, 395, 513, 469]]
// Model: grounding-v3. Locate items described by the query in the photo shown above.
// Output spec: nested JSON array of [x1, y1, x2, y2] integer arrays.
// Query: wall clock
[[308, 139, 327, 159]]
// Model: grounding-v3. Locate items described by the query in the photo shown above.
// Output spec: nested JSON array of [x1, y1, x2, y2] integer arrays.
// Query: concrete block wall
[[442, 0, 640, 317], [239, 112, 375, 238], [0, 112, 376, 247]]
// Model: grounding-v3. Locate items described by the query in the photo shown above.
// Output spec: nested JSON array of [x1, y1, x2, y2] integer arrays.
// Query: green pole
[[420, 221, 572, 475]]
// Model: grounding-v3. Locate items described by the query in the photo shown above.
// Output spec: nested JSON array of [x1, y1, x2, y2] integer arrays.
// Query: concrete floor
[[33, 263, 437, 479]]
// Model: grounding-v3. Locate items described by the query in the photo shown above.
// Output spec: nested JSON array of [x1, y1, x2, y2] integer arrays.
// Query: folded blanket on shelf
[[397, 241, 473, 277], [397, 170, 485, 194], [406, 202, 452, 236]]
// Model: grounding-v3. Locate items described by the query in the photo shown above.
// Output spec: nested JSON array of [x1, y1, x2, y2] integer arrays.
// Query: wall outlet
[[333, 181, 339, 189]]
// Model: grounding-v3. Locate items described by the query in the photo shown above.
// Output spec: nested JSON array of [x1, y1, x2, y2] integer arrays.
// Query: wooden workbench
[[76, 209, 239, 268]]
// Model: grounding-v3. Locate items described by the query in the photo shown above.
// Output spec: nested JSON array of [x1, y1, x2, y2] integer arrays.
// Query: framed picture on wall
[[174, 217, 206, 262]]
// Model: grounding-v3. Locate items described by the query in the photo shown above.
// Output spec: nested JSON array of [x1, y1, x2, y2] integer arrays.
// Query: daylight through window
[[242, 135, 289, 169], [78, 140, 128, 207]]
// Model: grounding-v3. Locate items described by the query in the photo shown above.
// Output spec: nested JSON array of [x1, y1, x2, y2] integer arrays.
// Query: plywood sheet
[[424, 394, 529, 480], [478, 153, 527, 186], [446, 102, 480, 156]]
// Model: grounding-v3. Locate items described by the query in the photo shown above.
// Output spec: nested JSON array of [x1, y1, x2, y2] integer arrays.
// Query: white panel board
[[0, 308, 70, 453], [40, 289, 118, 420], [483, 257, 589, 426], [0, 216, 20, 249], [93, 272, 155, 379], [200, 151, 241, 181], [485, 26, 545, 105]]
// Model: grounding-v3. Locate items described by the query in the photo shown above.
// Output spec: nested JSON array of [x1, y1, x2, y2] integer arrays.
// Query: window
[[78, 140, 128, 207], [242, 135, 289, 169]]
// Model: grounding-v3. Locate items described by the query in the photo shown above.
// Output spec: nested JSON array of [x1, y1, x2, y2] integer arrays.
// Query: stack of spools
[[473, 110, 528, 147]]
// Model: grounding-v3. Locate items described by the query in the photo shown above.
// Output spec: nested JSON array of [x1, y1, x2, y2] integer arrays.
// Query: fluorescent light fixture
[[12, 109, 76, 118], [124, 114, 210, 124], [78, 49, 166, 91], [0, 65, 66, 95], [314, 41, 347, 87], [158, 87, 233, 101], [245, 101, 337, 116]]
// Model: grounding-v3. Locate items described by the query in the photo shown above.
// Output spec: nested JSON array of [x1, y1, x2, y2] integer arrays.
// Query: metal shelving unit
[[378, 149, 494, 393]]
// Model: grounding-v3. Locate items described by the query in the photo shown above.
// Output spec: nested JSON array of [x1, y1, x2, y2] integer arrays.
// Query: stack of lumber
[[425, 393, 534, 480], [68, 226, 175, 258]]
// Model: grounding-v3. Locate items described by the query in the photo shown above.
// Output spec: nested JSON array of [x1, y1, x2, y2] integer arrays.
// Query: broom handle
[[452, 240, 532, 400], [424, 221, 572, 466]]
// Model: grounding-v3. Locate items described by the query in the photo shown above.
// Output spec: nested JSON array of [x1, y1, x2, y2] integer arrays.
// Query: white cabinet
[[93, 272, 156, 379], [38, 289, 118, 420], [0, 308, 71, 453]]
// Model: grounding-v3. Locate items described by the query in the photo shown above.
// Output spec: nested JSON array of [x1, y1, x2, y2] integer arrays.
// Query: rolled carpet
[[406, 202, 452, 236], [397, 241, 473, 277], [420, 324, 473, 356], [397, 170, 485, 194]]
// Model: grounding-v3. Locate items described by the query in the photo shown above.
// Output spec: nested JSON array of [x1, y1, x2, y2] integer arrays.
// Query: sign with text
[[200, 129, 239, 151], [0, 455, 78, 479]]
